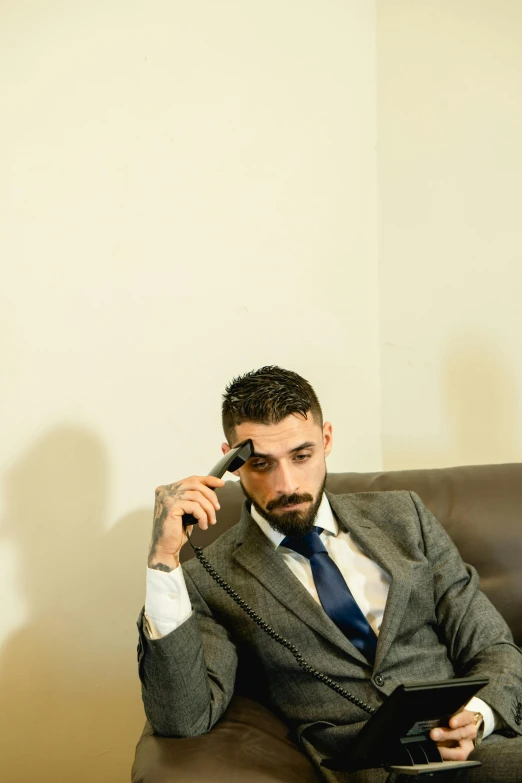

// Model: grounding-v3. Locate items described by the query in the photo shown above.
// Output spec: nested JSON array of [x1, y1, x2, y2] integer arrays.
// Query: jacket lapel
[[232, 505, 371, 667], [326, 492, 418, 669]]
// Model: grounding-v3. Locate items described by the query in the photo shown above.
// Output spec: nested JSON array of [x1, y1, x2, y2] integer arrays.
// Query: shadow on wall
[[0, 426, 150, 783]]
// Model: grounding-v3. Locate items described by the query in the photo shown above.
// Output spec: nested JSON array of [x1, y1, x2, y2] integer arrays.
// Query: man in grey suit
[[138, 366, 522, 781]]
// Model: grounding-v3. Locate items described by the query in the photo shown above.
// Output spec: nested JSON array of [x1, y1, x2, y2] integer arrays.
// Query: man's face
[[222, 413, 332, 538]]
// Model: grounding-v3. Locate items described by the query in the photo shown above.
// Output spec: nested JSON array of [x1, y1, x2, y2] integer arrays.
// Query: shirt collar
[[250, 493, 338, 549]]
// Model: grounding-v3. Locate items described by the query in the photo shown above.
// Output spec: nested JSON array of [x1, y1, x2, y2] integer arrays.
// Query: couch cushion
[[131, 696, 321, 783]]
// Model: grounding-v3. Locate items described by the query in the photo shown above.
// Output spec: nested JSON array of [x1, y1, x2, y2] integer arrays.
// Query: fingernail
[[432, 730, 441, 739]]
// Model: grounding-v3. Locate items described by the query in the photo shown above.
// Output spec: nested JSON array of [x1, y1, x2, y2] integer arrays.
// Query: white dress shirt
[[144, 494, 498, 737]]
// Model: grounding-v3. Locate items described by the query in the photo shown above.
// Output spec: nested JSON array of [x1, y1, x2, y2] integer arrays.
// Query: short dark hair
[[222, 366, 323, 444]]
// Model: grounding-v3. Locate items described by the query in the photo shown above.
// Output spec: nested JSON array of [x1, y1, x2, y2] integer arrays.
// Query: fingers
[[193, 477, 224, 514], [151, 475, 226, 559], [430, 709, 476, 745], [436, 739, 475, 761], [175, 499, 211, 530], [177, 490, 219, 529], [430, 709, 477, 763], [178, 478, 223, 527], [199, 475, 226, 489], [158, 477, 223, 521], [449, 709, 476, 730], [431, 723, 476, 744], [168, 476, 224, 511]]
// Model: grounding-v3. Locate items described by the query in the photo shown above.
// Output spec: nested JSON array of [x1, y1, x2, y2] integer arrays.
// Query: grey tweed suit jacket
[[137, 490, 522, 777]]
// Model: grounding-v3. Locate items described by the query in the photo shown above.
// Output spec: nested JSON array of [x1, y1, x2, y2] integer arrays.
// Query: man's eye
[[295, 454, 311, 461], [252, 462, 268, 470]]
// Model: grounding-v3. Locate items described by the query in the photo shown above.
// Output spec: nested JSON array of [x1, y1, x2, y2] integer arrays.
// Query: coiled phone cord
[[188, 539, 376, 716]]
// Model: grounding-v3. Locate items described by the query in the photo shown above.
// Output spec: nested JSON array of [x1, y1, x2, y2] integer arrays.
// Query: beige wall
[[0, 2, 379, 781], [378, 0, 522, 469], [4, 2, 522, 779]]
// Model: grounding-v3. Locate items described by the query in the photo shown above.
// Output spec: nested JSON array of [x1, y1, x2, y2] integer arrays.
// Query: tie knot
[[281, 527, 326, 559]]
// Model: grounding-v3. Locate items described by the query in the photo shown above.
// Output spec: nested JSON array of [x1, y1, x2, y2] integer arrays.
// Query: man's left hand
[[430, 709, 478, 761]]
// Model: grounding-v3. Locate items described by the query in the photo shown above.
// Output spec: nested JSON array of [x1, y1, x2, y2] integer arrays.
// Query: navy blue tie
[[281, 527, 377, 663]]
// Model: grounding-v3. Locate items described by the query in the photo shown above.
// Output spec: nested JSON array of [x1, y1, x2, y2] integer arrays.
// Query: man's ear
[[323, 421, 333, 458]]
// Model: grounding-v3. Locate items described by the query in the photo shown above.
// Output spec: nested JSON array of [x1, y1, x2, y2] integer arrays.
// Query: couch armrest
[[131, 694, 321, 783]]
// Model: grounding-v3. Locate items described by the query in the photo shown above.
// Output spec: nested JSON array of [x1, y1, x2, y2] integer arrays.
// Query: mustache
[[266, 493, 314, 511]]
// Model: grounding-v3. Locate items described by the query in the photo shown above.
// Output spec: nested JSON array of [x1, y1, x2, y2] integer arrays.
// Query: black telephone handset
[[181, 439, 253, 527]]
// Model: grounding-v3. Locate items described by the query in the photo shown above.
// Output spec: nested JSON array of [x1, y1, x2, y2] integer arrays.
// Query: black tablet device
[[322, 675, 489, 772]]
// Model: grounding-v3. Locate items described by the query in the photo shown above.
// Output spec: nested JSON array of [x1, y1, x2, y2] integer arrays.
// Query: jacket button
[[374, 674, 385, 687]]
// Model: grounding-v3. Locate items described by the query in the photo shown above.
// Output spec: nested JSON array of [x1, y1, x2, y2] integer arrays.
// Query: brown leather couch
[[131, 463, 522, 782]]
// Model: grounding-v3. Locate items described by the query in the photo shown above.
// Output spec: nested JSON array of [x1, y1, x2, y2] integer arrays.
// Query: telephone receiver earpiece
[[207, 439, 254, 478], [182, 439, 253, 527]]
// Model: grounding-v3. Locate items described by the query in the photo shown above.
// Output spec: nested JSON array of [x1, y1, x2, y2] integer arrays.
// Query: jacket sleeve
[[137, 567, 238, 737], [410, 491, 522, 735]]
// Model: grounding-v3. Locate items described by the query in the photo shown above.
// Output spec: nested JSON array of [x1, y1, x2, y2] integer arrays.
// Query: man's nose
[[273, 461, 299, 496]]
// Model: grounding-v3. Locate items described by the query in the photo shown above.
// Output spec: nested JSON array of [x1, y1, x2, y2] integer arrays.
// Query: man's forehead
[[233, 413, 321, 452]]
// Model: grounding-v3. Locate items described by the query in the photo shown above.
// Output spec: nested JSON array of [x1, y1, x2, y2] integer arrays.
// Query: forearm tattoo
[[148, 482, 184, 571]]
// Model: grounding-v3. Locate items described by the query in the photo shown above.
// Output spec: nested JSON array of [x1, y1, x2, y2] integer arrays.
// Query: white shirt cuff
[[466, 695, 502, 738], [144, 565, 192, 639]]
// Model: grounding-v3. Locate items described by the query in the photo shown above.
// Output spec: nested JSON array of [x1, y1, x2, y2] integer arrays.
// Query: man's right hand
[[148, 475, 225, 572]]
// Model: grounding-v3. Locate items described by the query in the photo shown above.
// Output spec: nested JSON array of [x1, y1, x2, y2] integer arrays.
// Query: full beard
[[240, 472, 327, 538]]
